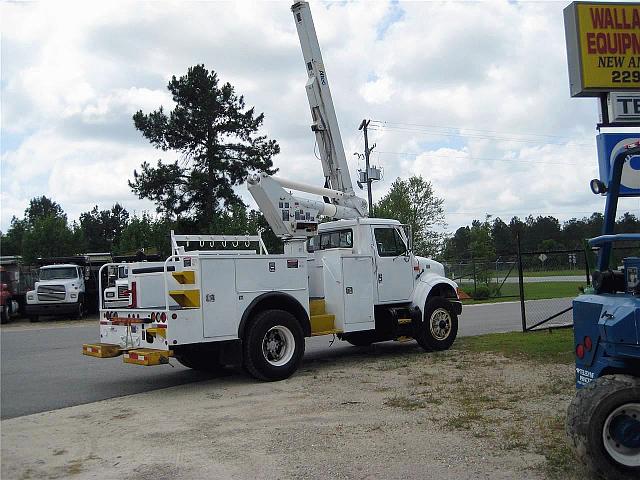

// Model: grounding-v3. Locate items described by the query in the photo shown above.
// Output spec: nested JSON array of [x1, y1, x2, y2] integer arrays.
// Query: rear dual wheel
[[243, 309, 305, 381]]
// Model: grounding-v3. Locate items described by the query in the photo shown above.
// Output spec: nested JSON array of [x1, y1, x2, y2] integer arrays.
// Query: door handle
[[378, 273, 383, 283]]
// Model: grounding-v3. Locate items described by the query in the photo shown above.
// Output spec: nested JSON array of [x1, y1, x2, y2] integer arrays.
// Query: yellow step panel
[[309, 299, 326, 316], [123, 348, 173, 366], [82, 343, 122, 358], [146, 327, 166, 338], [172, 271, 195, 285], [169, 289, 200, 308], [310, 313, 342, 336]]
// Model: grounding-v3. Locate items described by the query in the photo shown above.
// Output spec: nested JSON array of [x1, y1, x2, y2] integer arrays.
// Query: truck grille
[[37, 285, 65, 301], [117, 285, 128, 299]]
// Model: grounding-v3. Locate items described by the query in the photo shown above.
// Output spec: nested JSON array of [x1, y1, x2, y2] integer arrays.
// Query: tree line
[[442, 212, 640, 261], [0, 196, 283, 263]]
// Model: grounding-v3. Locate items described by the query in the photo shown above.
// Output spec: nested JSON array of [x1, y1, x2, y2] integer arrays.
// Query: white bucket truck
[[83, 1, 461, 381]]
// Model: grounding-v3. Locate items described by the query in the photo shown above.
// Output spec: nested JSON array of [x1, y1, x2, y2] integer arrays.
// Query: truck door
[[373, 226, 414, 303]]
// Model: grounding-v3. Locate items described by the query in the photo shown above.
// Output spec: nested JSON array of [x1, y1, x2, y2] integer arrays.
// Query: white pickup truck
[[103, 265, 130, 309], [26, 264, 86, 321]]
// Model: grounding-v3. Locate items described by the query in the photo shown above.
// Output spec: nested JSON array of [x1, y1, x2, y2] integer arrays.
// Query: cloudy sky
[[2, 0, 638, 234]]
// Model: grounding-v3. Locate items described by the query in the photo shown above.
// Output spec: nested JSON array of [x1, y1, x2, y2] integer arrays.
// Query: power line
[[374, 150, 585, 166], [370, 120, 591, 142], [369, 126, 594, 149], [368, 121, 594, 149]]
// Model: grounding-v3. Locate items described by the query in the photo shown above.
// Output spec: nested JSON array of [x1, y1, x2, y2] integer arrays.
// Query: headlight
[[70, 293, 78, 299], [105, 292, 115, 298], [27, 294, 34, 300]]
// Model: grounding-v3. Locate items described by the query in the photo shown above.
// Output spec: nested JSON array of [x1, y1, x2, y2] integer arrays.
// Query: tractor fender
[[411, 276, 460, 319]]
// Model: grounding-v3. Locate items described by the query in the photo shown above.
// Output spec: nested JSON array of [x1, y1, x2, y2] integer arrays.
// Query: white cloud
[[1, 0, 634, 236]]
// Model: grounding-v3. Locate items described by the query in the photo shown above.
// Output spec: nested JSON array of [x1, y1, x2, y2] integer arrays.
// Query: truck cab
[[103, 265, 130, 309], [307, 218, 459, 347], [26, 264, 86, 321]]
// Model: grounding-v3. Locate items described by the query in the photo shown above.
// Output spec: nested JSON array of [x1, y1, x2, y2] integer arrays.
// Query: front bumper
[[450, 300, 463, 315], [104, 299, 129, 309], [25, 302, 79, 316]]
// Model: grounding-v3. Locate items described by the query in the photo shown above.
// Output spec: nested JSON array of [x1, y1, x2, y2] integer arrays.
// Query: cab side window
[[374, 228, 406, 257], [307, 229, 353, 252]]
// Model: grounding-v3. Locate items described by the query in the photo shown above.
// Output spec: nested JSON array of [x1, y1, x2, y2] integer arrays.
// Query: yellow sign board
[[564, 2, 640, 97]]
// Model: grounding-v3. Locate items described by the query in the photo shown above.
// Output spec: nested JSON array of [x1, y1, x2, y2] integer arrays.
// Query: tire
[[74, 298, 84, 320], [415, 297, 458, 352], [174, 345, 225, 372], [0, 304, 9, 324], [342, 330, 377, 347], [243, 309, 305, 381], [566, 374, 640, 480]]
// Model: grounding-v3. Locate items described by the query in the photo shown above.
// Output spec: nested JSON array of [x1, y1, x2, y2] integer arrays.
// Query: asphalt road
[[0, 299, 562, 419]]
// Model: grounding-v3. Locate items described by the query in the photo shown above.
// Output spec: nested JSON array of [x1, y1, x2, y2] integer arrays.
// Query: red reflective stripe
[[130, 282, 137, 308]]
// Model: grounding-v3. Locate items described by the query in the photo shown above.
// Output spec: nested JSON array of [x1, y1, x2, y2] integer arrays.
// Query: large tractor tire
[[566, 374, 640, 480], [243, 309, 305, 381], [415, 297, 458, 352], [0, 304, 9, 324]]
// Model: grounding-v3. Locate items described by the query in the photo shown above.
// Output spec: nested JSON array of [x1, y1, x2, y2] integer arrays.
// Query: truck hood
[[35, 279, 79, 289], [415, 256, 446, 279]]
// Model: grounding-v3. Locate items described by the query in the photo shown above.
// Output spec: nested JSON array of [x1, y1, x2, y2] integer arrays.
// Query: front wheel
[[415, 297, 458, 352], [566, 374, 640, 480], [74, 299, 84, 320], [243, 309, 305, 381], [1, 304, 9, 324]]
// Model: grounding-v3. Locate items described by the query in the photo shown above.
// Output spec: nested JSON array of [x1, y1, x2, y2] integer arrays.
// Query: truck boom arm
[[292, 1, 353, 197], [248, 1, 367, 240]]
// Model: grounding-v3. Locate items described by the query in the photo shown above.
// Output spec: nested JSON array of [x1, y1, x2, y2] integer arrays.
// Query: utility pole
[[358, 119, 375, 216]]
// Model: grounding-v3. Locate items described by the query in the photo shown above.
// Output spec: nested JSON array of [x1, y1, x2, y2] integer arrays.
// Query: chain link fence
[[444, 238, 640, 332]]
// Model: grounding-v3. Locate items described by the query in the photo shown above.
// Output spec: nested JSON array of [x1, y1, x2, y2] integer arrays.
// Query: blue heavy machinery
[[566, 142, 640, 480]]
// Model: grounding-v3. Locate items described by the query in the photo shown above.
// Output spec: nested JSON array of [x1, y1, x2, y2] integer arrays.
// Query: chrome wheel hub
[[262, 325, 295, 367], [430, 308, 452, 341]]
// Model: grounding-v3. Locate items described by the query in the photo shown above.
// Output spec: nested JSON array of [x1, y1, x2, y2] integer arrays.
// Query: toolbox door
[[342, 256, 375, 332], [201, 259, 238, 338]]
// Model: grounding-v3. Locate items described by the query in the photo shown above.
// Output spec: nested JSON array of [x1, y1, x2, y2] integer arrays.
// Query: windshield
[[39, 267, 78, 280]]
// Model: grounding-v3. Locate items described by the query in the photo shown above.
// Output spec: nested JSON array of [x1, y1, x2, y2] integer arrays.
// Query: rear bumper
[[25, 302, 79, 316]]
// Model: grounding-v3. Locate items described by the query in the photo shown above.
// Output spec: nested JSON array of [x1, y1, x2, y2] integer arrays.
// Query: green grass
[[460, 281, 585, 304], [522, 269, 586, 278], [455, 329, 575, 364]]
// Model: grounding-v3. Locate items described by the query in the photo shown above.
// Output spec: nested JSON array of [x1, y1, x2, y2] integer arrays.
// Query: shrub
[[473, 285, 491, 300]]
